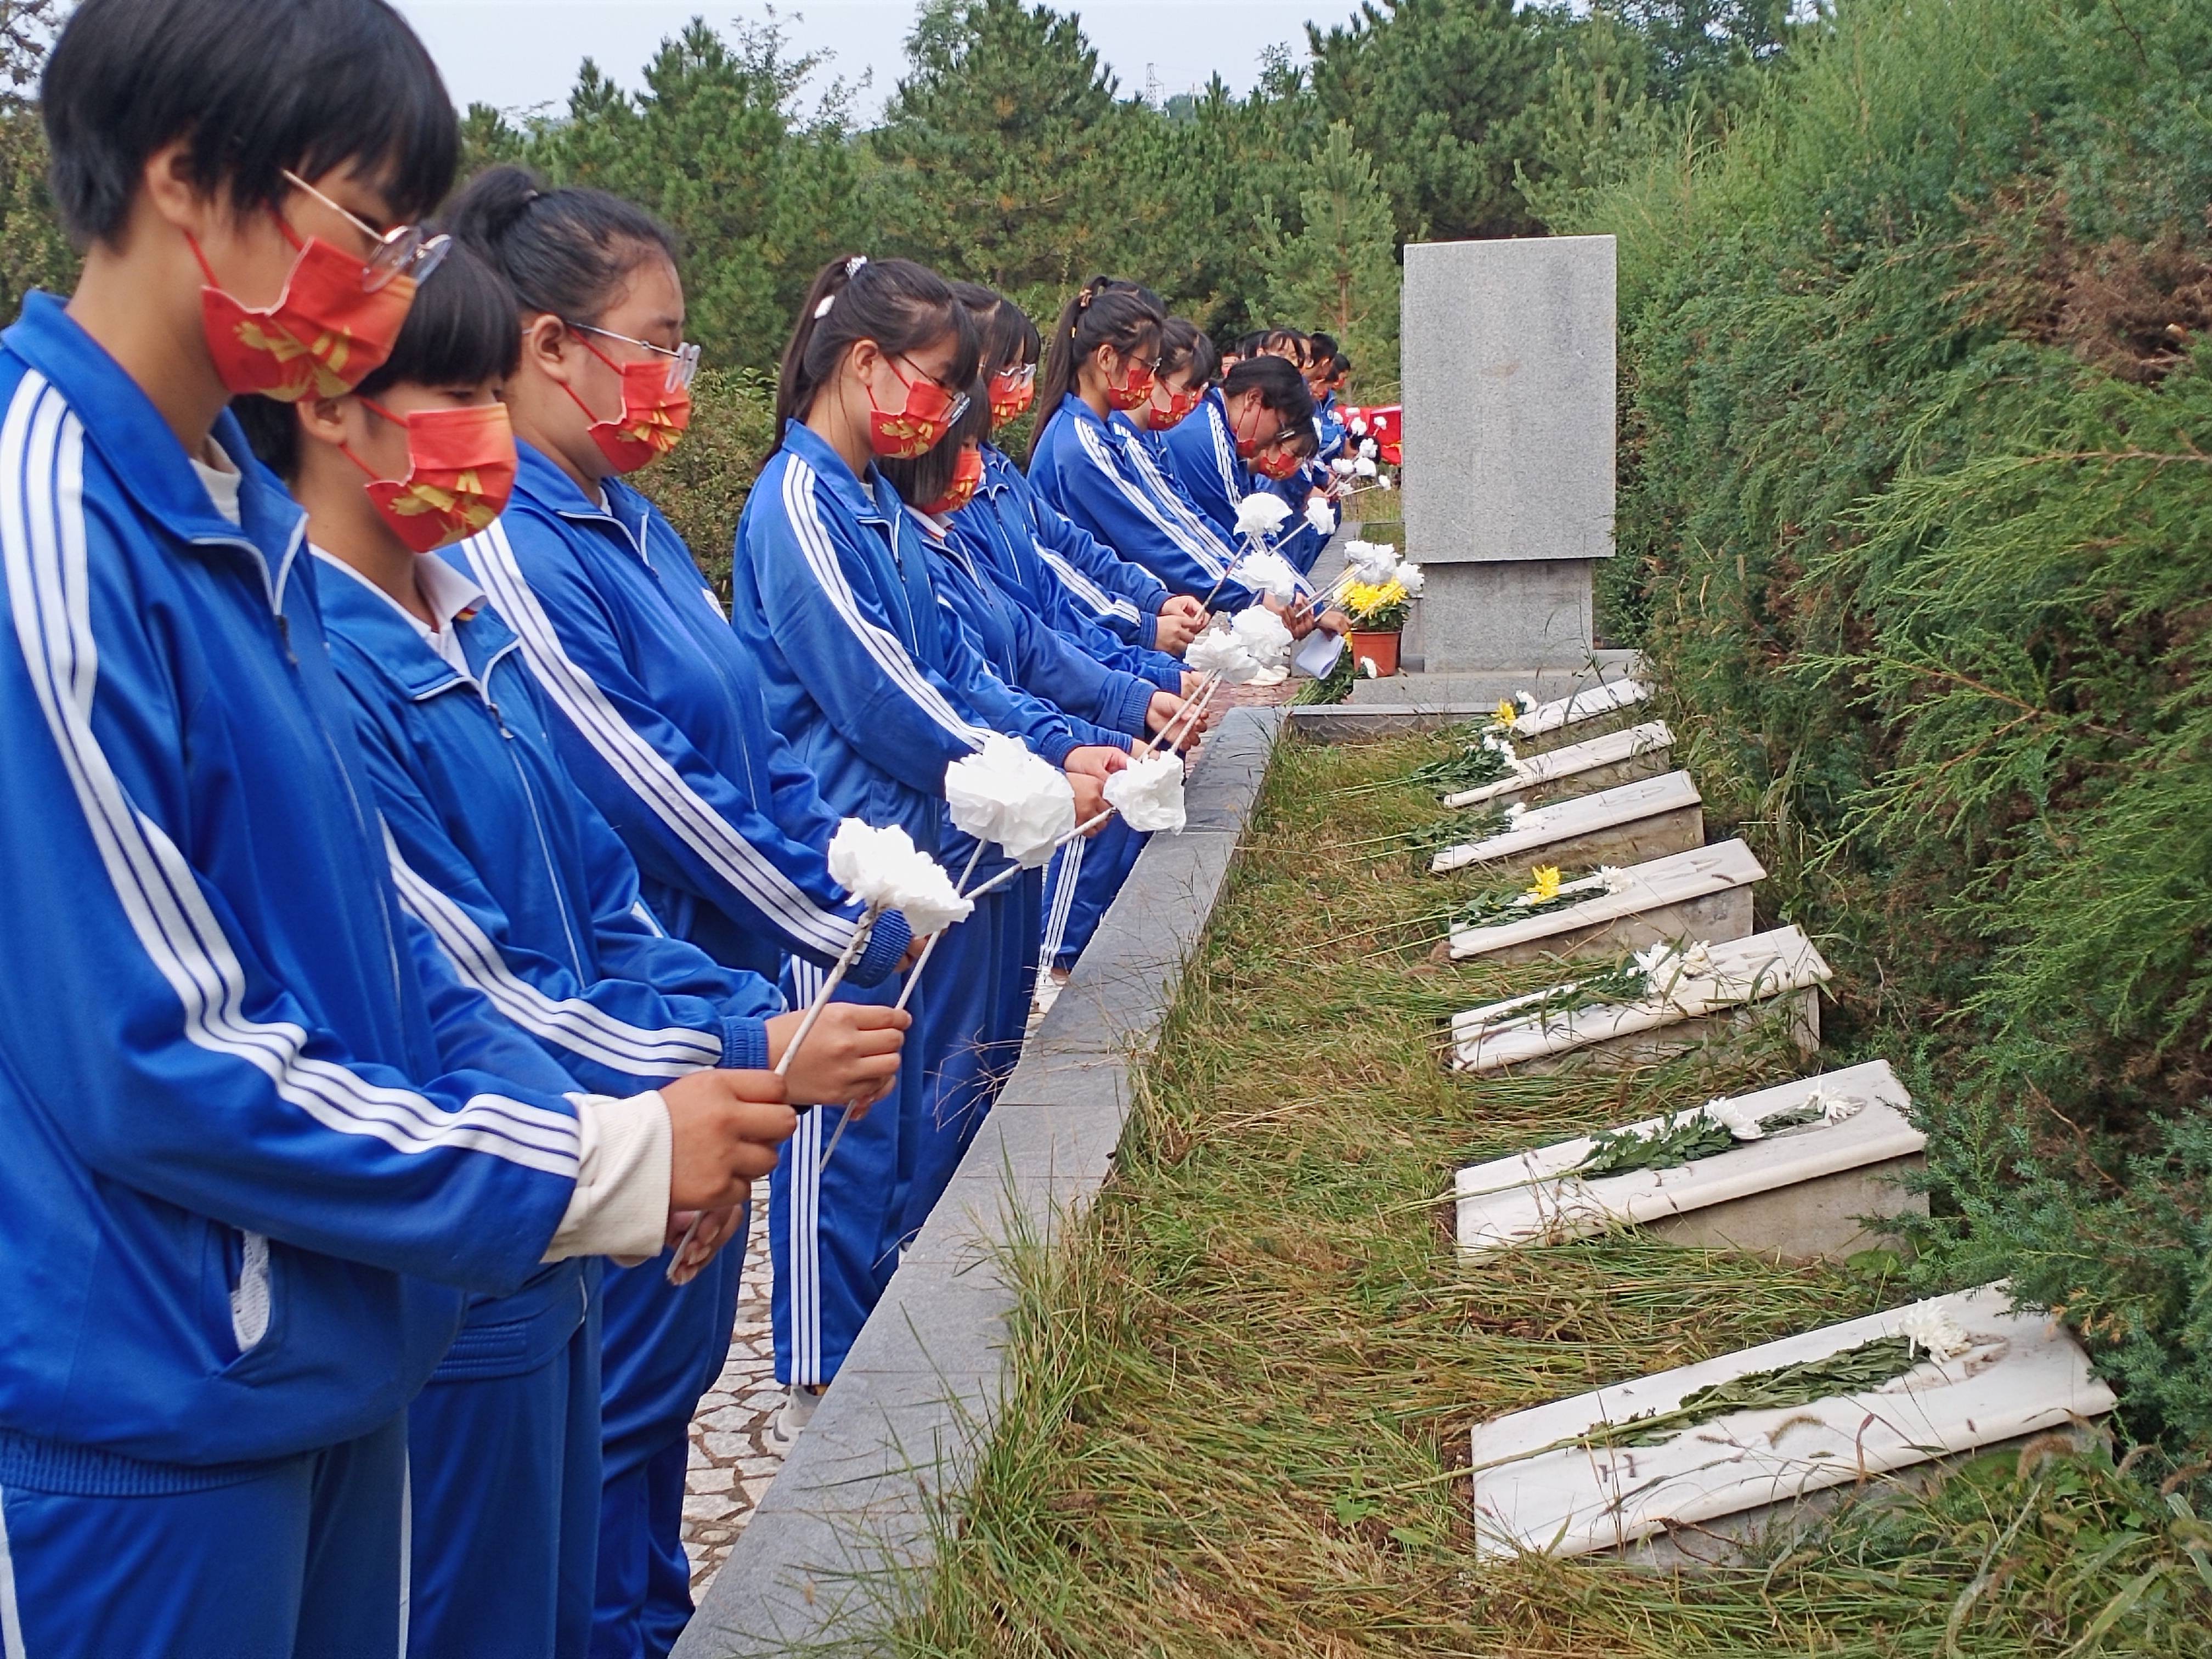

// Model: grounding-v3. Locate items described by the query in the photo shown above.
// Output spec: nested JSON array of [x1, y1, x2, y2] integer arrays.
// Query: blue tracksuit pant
[[895, 878, 1039, 1246], [1043, 817, 1147, 972], [0, 1414, 407, 1659], [592, 1210, 752, 1659], [770, 960, 912, 1388], [409, 1263, 601, 1659]]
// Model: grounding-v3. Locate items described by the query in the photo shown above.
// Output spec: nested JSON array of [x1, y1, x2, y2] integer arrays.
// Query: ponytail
[[1160, 317, 1219, 389], [1026, 275, 1165, 466], [772, 254, 979, 456]]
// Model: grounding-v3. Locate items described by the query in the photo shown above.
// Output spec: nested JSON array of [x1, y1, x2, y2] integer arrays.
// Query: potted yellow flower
[[1342, 577, 1412, 678]]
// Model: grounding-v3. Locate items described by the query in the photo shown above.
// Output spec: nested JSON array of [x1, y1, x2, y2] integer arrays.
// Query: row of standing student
[[0, 4, 1345, 1656]]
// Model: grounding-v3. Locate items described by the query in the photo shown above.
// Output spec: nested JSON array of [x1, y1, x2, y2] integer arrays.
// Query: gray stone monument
[[1398, 234, 1616, 676]]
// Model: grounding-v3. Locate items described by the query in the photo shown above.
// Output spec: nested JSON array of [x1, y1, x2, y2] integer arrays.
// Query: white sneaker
[[768, 1384, 823, 1454], [1032, 970, 1069, 1017]]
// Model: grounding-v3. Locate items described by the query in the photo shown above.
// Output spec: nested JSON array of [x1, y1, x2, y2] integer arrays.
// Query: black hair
[[231, 239, 520, 480], [1306, 331, 1339, 364], [1222, 354, 1317, 452], [1028, 276, 1165, 466], [1330, 350, 1352, 379], [878, 377, 990, 511], [446, 165, 677, 329], [950, 281, 1041, 375], [774, 255, 979, 453], [1159, 318, 1219, 389], [1232, 330, 1268, 360], [43, 0, 456, 245]]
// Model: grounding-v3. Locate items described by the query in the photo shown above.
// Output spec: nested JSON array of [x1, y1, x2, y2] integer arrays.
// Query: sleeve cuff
[[543, 1091, 670, 1263], [849, 906, 913, 989], [1146, 656, 1183, 691], [1139, 588, 1168, 617], [1034, 729, 1080, 769], [718, 1016, 770, 1073], [1112, 676, 1154, 738]]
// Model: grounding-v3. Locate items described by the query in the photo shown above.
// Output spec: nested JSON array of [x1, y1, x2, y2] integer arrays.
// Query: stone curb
[[674, 704, 1288, 1657]]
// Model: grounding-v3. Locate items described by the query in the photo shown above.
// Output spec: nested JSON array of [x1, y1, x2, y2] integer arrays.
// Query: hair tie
[[845, 254, 868, 277]]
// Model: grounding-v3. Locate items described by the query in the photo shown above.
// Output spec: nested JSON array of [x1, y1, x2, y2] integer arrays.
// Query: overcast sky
[[392, 2, 1322, 126]]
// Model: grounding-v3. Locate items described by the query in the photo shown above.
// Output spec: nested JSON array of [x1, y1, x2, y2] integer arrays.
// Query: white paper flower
[[1184, 625, 1259, 682], [1702, 1097, 1766, 1141], [1233, 546, 1303, 604], [1376, 474, 1394, 492], [826, 818, 974, 936], [1359, 436, 1379, 458], [1234, 493, 1291, 538], [1514, 691, 1538, 714], [1345, 540, 1398, 585], [1353, 455, 1378, 477], [1348, 415, 1369, 436], [1634, 939, 1714, 988], [1330, 458, 1359, 477], [1229, 605, 1295, 671], [944, 734, 1078, 869], [1102, 752, 1187, 833], [1503, 802, 1527, 825], [1304, 496, 1336, 535], [1794, 1085, 1865, 1127], [1358, 656, 1378, 678], [1898, 1304, 1973, 1363], [1394, 561, 1425, 597]]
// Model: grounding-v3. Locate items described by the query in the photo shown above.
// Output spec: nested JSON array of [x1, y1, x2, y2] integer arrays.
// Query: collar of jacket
[[4, 292, 307, 585], [973, 442, 1023, 500], [315, 549, 518, 701], [776, 419, 906, 531], [507, 437, 661, 546], [1054, 389, 1121, 447]]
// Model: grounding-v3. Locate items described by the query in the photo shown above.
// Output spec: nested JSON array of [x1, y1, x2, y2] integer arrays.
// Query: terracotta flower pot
[[1349, 628, 1401, 678]]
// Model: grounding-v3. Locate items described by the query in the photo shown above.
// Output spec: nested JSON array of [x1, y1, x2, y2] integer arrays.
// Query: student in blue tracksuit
[[730, 255, 1132, 1431], [1027, 278, 1263, 611], [950, 284, 1209, 664], [877, 403, 1172, 1242], [0, 7, 790, 1655], [1111, 317, 1266, 583], [1162, 353, 1320, 554], [234, 244, 906, 1659], [444, 169, 912, 1659]]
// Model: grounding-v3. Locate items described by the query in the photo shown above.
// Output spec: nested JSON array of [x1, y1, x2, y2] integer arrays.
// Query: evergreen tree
[[0, 0, 76, 319], [1256, 122, 1401, 395], [867, 0, 1131, 321], [1305, 0, 1555, 242]]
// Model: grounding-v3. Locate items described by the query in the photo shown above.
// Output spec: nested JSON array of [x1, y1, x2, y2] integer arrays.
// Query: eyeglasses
[[281, 170, 450, 294], [991, 364, 1037, 392], [572, 324, 703, 392], [889, 354, 972, 426]]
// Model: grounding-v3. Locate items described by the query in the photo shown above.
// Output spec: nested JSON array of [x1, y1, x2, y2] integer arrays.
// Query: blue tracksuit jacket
[[314, 555, 787, 1096], [922, 510, 1151, 743], [1029, 394, 1257, 608], [729, 421, 1082, 855], [1162, 386, 1331, 581], [0, 294, 590, 1476], [452, 443, 910, 988], [979, 445, 1169, 648], [957, 448, 1182, 691]]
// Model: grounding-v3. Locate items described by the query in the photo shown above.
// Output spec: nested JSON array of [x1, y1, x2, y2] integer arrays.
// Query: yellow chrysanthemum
[[1494, 697, 1520, 727], [1528, 866, 1562, 901]]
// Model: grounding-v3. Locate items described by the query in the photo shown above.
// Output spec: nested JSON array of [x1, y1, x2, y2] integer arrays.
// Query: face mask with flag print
[[563, 339, 692, 473], [346, 400, 518, 553]]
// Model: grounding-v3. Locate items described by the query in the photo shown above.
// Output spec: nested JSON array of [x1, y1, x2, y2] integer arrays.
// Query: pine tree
[[0, 0, 76, 319], [1257, 122, 1401, 397]]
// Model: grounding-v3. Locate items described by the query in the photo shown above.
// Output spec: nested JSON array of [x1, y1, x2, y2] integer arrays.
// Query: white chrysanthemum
[[1898, 1304, 1973, 1363], [1102, 752, 1187, 833], [1702, 1097, 1765, 1141], [1503, 802, 1527, 825], [1798, 1085, 1865, 1127], [944, 735, 1077, 869], [826, 819, 974, 936], [1234, 546, 1303, 604], [1598, 866, 1632, 894], [1479, 731, 1516, 760], [1234, 493, 1292, 537], [1229, 605, 1295, 672]]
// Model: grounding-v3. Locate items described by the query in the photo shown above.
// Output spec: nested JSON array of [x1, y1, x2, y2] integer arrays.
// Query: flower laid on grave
[[1387, 800, 1523, 867], [1483, 690, 1539, 733], [1569, 1085, 1869, 1177], [1453, 936, 1719, 1044], [1344, 728, 1516, 798], [1452, 864, 1629, 930], [1577, 1336, 1924, 1452], [1530, 865, 1562, 901]]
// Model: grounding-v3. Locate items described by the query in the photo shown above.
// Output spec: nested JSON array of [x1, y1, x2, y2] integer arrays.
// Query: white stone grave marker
[[1448, 839, 1764, 963], [1455, 1060, 1922, 1256], [1432, 771, 1702, 876], [1449, 925, 1830, 1073], [1508, 677, 1651, 741], [1443, 720, 1673, 809], [1466, 1282, 2115, 1560]]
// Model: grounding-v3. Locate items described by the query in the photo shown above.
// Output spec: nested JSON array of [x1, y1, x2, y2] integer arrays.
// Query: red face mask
[[1251, 445, 1304, 482], [346, 401, 518, 554], [988, 367, 1037, 428], [192, 224, 417, 401], [920, 445, 985, 516], [868, 356, 963, 459], [1149, 381, 1203, 432], [563, 338, 692, 473], [1103, 352, 1156, 413]]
